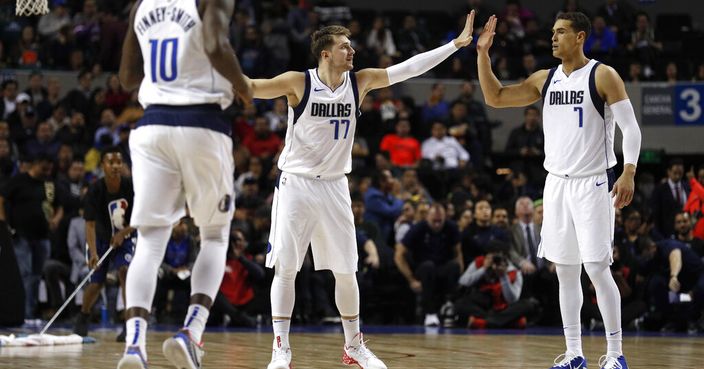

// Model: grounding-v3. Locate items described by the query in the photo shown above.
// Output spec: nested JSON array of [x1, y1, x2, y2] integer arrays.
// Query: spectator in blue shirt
[[364, 169, 404, 246]]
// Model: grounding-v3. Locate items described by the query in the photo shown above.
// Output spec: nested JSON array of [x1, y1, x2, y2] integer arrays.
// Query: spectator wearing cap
[[7, 92, 38, 148]]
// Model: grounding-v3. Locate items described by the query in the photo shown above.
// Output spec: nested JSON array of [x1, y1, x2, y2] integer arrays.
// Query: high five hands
[[476, 14, 498, 53], [453, 10, 476, 48]]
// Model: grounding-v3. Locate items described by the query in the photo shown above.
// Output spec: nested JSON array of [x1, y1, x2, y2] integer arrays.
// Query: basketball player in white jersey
[[476, 12, 641, 369], [116, 0, 251, 368], [242, 11, 477, 369]]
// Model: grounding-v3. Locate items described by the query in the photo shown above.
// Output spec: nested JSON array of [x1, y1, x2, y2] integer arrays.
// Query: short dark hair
[[101, 146, 122, 162], [668, 157, 684, 169], [556, 12, 591, 39], [311, 25, 351, 61]]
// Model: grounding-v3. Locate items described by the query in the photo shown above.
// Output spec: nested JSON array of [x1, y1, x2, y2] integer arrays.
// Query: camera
[[492, 254, 504, 265]]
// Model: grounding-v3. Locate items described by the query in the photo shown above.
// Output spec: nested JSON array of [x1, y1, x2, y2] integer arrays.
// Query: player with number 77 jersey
[[243, 11, 478, 369]]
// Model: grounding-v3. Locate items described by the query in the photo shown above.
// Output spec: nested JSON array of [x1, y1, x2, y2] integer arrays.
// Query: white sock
[[556, 264, 584, 357], [333, 272, 361, 347], [342, 316, 361, 347], [125, 317, 148, 359], [584, 261, 623, 357], [271, 266, 296, 349], [272, 318, 291, 348], [183, 304, 209, 343]]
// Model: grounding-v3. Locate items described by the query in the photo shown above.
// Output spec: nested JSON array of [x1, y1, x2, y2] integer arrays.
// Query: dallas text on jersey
[[549, 90, 584, 105], [310, 103, 352, 118], [135, 6, 196, 36]]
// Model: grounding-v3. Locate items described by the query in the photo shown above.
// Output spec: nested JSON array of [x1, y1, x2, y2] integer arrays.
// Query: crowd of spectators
[[0, 0, 703, 334]]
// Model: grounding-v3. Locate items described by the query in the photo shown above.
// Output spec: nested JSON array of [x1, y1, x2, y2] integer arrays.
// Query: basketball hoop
[[15, 0, 49, 16]]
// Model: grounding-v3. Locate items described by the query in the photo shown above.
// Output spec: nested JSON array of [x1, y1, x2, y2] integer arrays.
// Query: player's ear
[[577, 30, 586, 43]]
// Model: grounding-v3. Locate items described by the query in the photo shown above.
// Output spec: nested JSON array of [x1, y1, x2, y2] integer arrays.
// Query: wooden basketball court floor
[[1, 326, 702, 368]]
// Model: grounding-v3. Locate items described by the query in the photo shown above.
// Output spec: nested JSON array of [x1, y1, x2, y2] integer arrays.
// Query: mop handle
[[39, 246, 115, 335]]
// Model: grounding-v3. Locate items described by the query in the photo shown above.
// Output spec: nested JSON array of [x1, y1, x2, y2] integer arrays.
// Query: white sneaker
[[424, 314, 440, 327], [117, 345, 148, 369], [342, 333, 387, 369], [267, 336, 292, 369], [162, 329, 204, 369]]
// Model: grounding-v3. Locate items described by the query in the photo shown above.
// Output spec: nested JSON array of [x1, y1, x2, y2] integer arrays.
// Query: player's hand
[[110, 232, 125, 248], [453, 10, 476, 48], [612, 172, 635, 209], [476, 15, 497, 54], [409, 279, 422, 293], [235, 76, 254, 105], [669, 276, 681, 292], [88, 251, 99, 270]]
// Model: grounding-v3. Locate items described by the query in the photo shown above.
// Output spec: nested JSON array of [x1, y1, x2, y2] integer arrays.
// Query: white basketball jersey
[[134, 0, 233, 109], [278, 69, 360, 177], [541, 59, 616, 178]]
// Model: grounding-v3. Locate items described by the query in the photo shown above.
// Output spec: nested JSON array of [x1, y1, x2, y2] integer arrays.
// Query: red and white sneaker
[[342, 333, 387, 369], [267, 336, 292, 369]]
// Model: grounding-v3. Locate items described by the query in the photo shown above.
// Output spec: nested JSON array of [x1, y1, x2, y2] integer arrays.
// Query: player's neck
[[560, 54, 590, 76], [317, 64, 346, 90]]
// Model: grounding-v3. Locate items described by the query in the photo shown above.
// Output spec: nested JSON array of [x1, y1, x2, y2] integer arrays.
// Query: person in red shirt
[[242, 116, 283, 159], [210, 229, 265, 327], [454, 242, 536, 329], [685, 166, 704, 240], [379, 118, 421, 168]]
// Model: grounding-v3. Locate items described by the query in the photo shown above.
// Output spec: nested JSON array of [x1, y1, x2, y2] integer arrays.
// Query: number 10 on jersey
[[149, 38, 179, 82], [330, 119, 350, 140]]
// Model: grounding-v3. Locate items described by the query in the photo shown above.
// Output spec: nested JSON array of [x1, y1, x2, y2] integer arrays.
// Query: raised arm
[[596, 64, 642, 209], [355, 11, 476, 99], [202, 0, 252, 100], [476, 15, 546, 108], [118, 2, 144, 91]]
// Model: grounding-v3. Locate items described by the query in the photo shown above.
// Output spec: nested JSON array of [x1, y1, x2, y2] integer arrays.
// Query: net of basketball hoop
[[15, 0, 49, 16]]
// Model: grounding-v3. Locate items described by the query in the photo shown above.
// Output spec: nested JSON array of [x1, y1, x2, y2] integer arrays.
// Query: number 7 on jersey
[[573, 106, 583, 128], [330, 119, 350, 140]]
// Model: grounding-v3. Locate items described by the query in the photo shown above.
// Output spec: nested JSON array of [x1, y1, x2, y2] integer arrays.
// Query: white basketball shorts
[[538, 170, 616, 265], [266, 172, 358, 274], [129, 125, 234, 228]]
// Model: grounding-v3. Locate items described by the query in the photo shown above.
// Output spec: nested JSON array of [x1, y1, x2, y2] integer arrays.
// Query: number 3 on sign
[[679, 88, 702, 123], [574, 106, 583, 128]]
